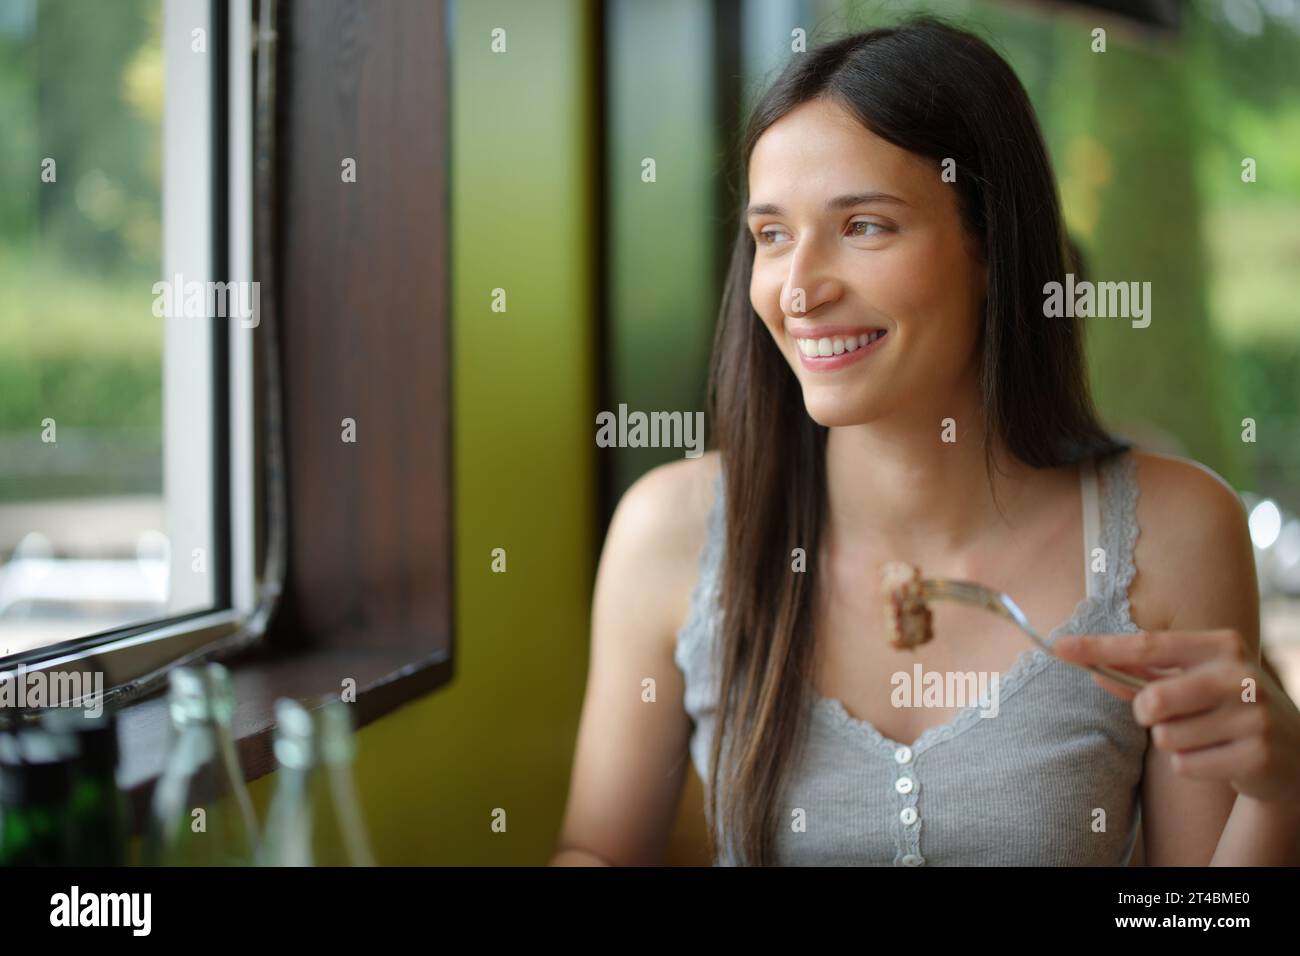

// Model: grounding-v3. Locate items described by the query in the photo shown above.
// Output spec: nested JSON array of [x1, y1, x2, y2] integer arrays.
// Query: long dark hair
[[702, 17, 1128, 865]]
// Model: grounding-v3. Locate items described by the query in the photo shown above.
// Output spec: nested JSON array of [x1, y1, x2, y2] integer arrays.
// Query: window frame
[[0, 0, 263, 706], [6, 0, 457, 807]]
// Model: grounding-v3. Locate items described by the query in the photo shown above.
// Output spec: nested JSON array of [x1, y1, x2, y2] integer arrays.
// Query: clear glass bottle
[[316, 701, 375, 866], [145, 665, 258, 865], [205, 663, 260, 848], [258, 699, 375, 866], [256, 698, 314, 866]]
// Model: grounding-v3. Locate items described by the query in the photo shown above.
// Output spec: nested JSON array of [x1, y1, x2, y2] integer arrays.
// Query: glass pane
[[0, 0, 214, 659]]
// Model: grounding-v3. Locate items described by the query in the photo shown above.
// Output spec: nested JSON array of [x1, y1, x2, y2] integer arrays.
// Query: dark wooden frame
[[116, 0, 454, 822]]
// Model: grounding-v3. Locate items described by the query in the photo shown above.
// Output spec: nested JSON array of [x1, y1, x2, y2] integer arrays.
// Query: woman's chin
[[800, 393, 884, 428]]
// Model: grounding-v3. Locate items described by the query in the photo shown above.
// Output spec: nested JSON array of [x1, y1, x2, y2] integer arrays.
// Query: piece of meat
[[880, 560, 933, 650]]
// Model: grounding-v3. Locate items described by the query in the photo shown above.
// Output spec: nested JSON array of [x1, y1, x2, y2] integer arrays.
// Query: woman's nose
[[781, 242, 842, 316]]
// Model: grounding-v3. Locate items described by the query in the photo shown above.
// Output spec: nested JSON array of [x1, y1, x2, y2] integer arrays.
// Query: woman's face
[[746, 97, 988, 429]]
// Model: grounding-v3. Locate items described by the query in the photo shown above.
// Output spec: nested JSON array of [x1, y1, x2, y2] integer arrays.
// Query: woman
[[551, 18, 1300, 866]]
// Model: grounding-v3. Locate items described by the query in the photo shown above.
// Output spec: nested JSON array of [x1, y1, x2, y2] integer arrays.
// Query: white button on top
[[894, 746, 913, 764], [900, 853, 925, 866], [900, 807, 919, 825], [895, 776, 915, 795]]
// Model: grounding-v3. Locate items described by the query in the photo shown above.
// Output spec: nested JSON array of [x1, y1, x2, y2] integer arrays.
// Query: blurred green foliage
[[805, 0, 1300, 507], [0, 0, 161, 269], [0, 0, 162, 501]]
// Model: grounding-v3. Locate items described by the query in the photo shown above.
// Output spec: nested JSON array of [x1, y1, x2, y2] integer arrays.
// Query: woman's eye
[[757, 227, 789, 245], [848, 220, 888, 238]]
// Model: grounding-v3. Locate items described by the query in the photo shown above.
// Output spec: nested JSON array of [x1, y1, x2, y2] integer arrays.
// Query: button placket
[[892, 750, 924, 866]]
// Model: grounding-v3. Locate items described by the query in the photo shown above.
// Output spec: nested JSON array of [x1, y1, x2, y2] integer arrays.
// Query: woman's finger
[[1149, 696, 1261, 753], [1168, 735, 1269, 782], [1053, 629, 1242, 671], [1132, 663, 1241, 726]]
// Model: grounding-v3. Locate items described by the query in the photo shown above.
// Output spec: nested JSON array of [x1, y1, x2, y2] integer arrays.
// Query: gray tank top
[[674, 450, 1150, 865]]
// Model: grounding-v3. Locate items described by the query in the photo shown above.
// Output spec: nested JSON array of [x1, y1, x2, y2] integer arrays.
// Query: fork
[[919, 577, 1149, 691]]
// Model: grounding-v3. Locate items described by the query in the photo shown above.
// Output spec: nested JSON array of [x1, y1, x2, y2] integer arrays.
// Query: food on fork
[[880, 560, 933, 650]]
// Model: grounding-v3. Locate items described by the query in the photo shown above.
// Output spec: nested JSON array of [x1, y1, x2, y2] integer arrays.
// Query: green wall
[[244, 0, 599, 865]]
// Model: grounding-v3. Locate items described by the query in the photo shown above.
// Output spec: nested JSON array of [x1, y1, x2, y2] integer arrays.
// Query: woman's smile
[[787, 326, 888, 371]]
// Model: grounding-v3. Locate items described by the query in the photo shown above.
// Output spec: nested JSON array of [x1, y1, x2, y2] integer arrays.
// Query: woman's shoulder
[[598, 451, 723, 648], [607, 450, 723, 565], [1127, 449, 1247, 538], [1123, 449, 1256, 633]]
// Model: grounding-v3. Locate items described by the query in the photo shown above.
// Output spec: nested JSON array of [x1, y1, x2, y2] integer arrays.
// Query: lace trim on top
[[1106, 450, 1142, 630], [675, 450, 1143, 761], [813, 450, 1142, 757]]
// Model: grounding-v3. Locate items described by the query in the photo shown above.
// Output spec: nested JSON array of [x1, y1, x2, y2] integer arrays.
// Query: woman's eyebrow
[[745, 191, 909, 218]]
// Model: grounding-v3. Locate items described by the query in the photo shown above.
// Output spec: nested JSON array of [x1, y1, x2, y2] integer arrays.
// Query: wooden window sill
[[116, 640, 452, 832]]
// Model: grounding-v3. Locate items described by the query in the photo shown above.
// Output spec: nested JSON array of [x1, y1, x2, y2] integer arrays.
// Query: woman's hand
[[1052, 629, 1300, 806]]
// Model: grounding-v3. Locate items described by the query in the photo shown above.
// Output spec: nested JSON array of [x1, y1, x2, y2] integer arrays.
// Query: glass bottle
[[205, 663, 260, 848], [256, 698, 314, 865], [258, 699, 375, 866], [42, 707, 129, 866], [316, 701, 375, 866], [145, 665, 258, 865], [0, 726, 76, 866]]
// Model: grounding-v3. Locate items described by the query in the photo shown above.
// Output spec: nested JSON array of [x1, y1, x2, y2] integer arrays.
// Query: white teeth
[[794, 330, 884, 358]]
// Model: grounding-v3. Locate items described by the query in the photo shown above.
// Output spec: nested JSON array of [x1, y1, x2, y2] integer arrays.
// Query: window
[[0, 0, 261, 703]]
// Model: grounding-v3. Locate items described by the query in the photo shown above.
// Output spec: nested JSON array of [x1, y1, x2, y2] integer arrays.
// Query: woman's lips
[[789, 329, 888, 371]]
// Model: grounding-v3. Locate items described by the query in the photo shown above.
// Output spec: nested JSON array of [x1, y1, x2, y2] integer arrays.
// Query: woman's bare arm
[[1129, 452, 1260, 865], [549, 454, 719, 866]]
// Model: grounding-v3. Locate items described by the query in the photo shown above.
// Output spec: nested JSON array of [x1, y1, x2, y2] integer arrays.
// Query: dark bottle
[[0, 726, 76, 866], [42, 708, 128, 866]]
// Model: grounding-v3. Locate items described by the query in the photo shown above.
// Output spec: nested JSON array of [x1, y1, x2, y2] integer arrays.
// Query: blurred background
[[0, 1, 171, 652], [1, 0, 1297, 864]]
